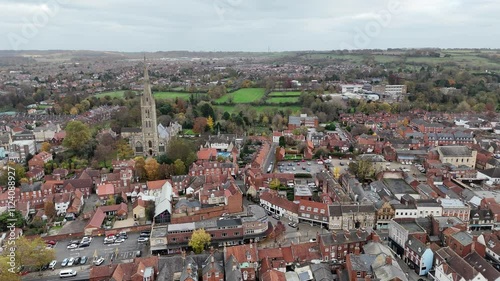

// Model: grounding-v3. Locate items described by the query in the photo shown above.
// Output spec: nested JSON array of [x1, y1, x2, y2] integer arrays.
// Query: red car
[[46, 240, 56, 245]]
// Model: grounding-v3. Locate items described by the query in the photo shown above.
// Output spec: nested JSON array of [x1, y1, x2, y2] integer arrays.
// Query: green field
[[266, 97, 300, 103], [215, 88, 265, 103], [95, 91, 125, 98], [268, 91, 302, 97]]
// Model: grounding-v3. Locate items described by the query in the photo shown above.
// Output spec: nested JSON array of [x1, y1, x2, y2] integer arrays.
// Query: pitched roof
[[260, 269, 286, 281], [97, 183, 115, 196], [147, 179, 167, 190], [86, 208, 105, 229]]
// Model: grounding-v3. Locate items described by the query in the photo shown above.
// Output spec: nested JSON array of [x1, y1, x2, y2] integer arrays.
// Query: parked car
[[59, 269, 77, 278], [115, 238, 125, 243], [80, 256, 88, 265], [67, 257, 75, 267], [309, 238, 317, 242], [67, 244, 78, 249], [93, 258, 105, 266], [288, 222, 298, 228], [139, 232, 150, 237], [272, 214, 280, 220], [137, 237, 149, 243], [46, 240, 56, 246], [135, 251, 142, 257], [61, 258, 69, 267], [79, 242, 90, 248], [104, 236, 116, 244], [49, 260, 57, 270], [67, 240, 80, 246], [73, 257, 81, 265]]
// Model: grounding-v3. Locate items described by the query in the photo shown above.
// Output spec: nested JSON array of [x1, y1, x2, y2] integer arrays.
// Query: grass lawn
[[95, 91, 125, 98], [268, 91, 302, 97], [154, 92, 194, 100], [266, 97, 300, 103], [215, 88, 266, 103], [182, 129, 196, 135]]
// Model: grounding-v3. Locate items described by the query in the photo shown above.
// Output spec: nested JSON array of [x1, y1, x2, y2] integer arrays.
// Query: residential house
[[225, 243, 258, 281], [404, 236, 433, 276], [201, 254, 224, 281], [297, 200, 329, 228], [388, 219, 428, 257], [318, 229, 373, 263], [258, 191, 299, 222], [328, 204, 376, 230]]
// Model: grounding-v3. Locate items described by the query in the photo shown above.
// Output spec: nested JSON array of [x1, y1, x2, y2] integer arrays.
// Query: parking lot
[[277, 160, 326, 175], [51, 232, 149, 271]]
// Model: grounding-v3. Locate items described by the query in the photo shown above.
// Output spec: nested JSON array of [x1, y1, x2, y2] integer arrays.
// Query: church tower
[[140, 59, 159, 156]]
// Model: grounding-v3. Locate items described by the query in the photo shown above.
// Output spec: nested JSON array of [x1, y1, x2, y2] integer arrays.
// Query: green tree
[[188, 228, 211, 254], [0, 256, 19, 281], [62, 121, 91, 153], [0, 162, 26, 187], [40, 142, 51, 152], [116, 140, 134, 160], [278, 136, 286, 148], [173, 159, 186, 175], [145, 201, 155, 221], [348, 160, 375, 182], [0, 210, 25, 231], [106, 195, 116, 206], [115, 195, 124, 205]]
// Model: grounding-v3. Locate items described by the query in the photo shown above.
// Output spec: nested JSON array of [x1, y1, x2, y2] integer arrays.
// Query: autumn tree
[[40, 142, 51, 152], [145, 158, 160, 181], [134, 157, 147, 181], [207, 116, 214, 131], [269, 178, 281, 190], [15, 237, 55, 272], [62, 121, 91, 153], [193, 117, 208, 134], [173, 159, 186, 175], [0, 255, 19, 281], [188, 228, 211, 254], [44, 201, 56, 219], [116, 140, 134, 159], [167, 139, 197, 167], [348, 160, 375, 182]]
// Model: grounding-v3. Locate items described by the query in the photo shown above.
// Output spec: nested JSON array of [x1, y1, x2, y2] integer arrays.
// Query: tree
[[206, 116, 214, 131], [15, 236, 55, 272], [40, 142, 51, 152], [0, 162, 26, 187], [144, 158, 160, 181], [188, 228, 211, 254], [116, 140, 134, 160], [193, 117, 208, 134], [0, 256, 19, 281], [62, 121, 91, 153], [278, 136, 286, 148], [348, 160, 375, 182], [134, 157, 147, 181], [173, 159, 186, 175], [269, 178, 281, 190], [145, 201, 155, 221], [0, 210, 25, 231], [115, 195, 124, 205], [44, 201, 56, 219]]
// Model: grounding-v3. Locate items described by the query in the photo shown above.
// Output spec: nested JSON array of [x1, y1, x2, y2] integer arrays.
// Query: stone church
[[122, 61, 182, 156]]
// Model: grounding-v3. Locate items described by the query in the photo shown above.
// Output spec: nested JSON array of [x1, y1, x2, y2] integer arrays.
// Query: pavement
[[22, 232, 149, 280]]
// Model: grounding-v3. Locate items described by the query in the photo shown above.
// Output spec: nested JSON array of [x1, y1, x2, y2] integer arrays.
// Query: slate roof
[[438, 146, 473, 157]]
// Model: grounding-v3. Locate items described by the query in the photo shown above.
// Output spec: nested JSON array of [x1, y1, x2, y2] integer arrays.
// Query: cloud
[[0, 0, 499, 51]]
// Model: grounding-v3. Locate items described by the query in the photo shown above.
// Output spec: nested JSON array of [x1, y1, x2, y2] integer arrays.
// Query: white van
[[59, 269, 77, 278]]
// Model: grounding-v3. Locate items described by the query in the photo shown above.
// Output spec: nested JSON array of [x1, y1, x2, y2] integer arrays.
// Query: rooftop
[[438, 146, 473, 157]]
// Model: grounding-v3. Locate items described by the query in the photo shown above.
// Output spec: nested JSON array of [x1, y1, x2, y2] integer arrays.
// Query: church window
[[149, 140, 153, 148]]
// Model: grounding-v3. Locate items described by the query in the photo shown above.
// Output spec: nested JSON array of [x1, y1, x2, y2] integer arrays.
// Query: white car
[[67, 257, 75, 267], [137, 237, 149, 243], [67, 244, 78, 249], [115, 238, 125, 243], [93, 257, 105, 266]]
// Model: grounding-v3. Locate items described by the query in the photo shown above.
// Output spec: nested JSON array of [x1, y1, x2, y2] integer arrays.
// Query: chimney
[[385, 256, 392, 265], [354, 246, 360, 255]]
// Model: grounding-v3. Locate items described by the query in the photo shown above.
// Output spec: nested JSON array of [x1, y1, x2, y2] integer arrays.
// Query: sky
[[0, 0, 499, 51]]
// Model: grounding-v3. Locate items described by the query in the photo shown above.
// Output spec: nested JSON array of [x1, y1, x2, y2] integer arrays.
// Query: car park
[[94, 257, 105, 266], [61, 258, 69, 267], [80, 256, 88, 265]]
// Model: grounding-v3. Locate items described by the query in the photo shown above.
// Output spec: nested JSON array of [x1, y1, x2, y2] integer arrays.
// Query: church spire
[[143, 55, 149, 83]]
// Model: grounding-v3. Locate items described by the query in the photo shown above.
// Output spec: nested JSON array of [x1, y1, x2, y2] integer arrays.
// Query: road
[[264, 143, 277, 173], [23, 271, 90, 281]]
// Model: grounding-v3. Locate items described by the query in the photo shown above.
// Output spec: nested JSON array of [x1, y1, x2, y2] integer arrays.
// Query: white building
[[341, 84, 364, 93]]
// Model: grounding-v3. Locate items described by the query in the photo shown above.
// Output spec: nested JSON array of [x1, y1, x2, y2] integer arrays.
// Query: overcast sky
[[1, 0, 499, 51]]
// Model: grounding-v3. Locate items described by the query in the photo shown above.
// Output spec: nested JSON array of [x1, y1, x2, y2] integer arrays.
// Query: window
[[300, 206, 305, 210], [222, 233, 227, 237], [215, 272, 219, 277], [307, 207, 312, 211], [313, 208, 318, 213], [207, 273, 211, 277]]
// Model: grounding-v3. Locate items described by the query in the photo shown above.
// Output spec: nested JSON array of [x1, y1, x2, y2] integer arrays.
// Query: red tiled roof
[[261, 269, 286, 281], [225, 244, 258, 263], [86, 208, 105, 229], [97, 183, 115, 196], [146, 179, 167, 190], [197, 147, 218, 161]]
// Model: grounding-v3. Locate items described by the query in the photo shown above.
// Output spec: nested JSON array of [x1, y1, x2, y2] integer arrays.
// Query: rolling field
[[215, 88, 265, 103], [268, 91, 302, 97], [266, 97, 300, 103]]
